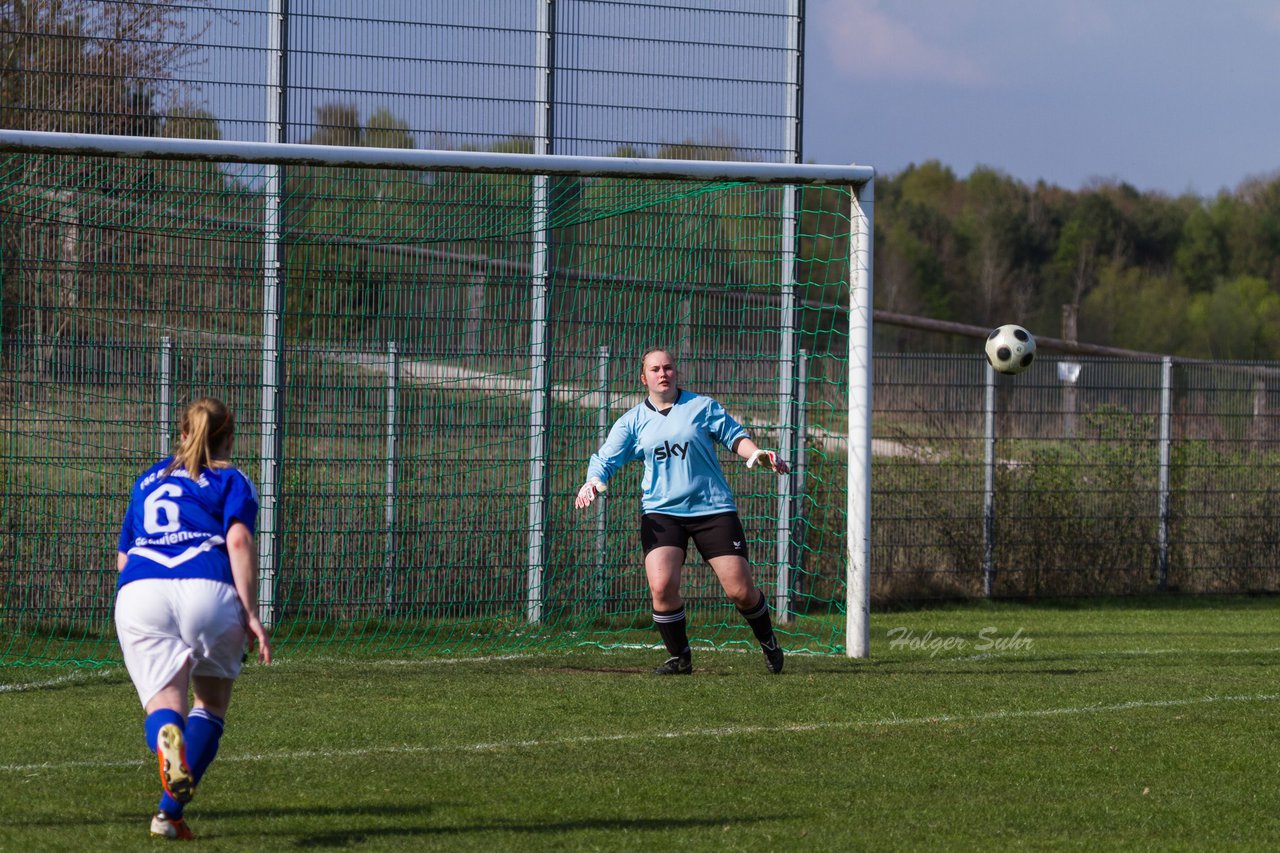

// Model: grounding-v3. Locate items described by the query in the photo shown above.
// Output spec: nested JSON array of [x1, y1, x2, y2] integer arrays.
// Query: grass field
[[4, 596, 1280, 851]]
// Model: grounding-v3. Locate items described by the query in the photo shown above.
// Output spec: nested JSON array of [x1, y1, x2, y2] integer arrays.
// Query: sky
[[801, 0, 1280, 197]]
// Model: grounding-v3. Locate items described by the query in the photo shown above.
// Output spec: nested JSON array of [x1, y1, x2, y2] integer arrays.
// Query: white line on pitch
[[3, 691, 1278, 775], [0, 668, 118, 693], [4, 642, 1274, 692]]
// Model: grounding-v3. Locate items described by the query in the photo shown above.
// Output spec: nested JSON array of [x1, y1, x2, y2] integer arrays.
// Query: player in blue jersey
[[574, 348, 790, 675], [114, 397, 271, 840]]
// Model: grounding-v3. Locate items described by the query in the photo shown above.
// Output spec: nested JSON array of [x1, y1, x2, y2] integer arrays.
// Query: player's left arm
[[732, 437, 790, 474], [224, 471, 270, 664], [227, 520, 272, 665], [117, 498, 136, 571], [575, 414, 638, 509], [708, 397, 789, 475]]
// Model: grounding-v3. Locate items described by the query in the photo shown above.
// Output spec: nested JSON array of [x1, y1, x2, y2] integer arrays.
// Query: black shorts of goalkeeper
[[639, 511, 748, 561]]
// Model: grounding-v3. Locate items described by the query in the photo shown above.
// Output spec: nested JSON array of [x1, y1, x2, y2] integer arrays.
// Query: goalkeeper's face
[[641, 351, 678, 401]]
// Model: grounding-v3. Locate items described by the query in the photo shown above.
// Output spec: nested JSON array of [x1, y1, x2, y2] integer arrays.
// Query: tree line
[[869, 161, 1280, 360]]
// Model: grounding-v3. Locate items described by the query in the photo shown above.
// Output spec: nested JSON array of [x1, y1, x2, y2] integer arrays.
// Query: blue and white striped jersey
[[117, 457, 259, 590], [586, 389, 748, 516]]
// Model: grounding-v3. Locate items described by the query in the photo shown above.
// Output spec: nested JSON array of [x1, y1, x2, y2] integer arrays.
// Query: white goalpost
[[0, 128, 875, 658]]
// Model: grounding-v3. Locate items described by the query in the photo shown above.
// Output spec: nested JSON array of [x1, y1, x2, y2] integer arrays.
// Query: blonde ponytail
[[164, 397, 235, 479]]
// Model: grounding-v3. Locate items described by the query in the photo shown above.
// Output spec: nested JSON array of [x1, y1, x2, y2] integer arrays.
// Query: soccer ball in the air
[[985, 324, 1036, 375]]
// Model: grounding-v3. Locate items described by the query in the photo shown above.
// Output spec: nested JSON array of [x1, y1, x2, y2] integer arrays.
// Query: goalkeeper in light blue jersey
[[114, 397, 272, 841], [574, 348, 790, 675]]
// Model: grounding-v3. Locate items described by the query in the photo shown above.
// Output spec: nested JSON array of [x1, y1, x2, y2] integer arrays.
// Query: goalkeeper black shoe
[[761, 636, 785, 674], [654, 655, 693, 675]]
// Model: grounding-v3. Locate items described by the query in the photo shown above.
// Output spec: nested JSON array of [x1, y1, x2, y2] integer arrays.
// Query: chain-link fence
[[870, 354, 1280, 601], [2, 1, 803, 160]]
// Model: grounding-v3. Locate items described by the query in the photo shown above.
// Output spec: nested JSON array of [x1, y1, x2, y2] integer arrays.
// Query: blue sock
[[186, 707, 225, 784], [144, 709, 184, 754], [158, 791, 184, 819]]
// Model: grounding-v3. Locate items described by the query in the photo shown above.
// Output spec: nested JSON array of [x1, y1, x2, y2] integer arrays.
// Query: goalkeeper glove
[[746, 449, 790, 474], [575, 477, 607, 509]]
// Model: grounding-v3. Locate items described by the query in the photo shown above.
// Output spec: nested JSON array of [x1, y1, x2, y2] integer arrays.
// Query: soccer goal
[[0, 129, 874, 663]]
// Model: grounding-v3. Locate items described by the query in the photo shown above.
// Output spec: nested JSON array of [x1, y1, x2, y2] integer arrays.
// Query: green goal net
[[0, 141, 860, 666]]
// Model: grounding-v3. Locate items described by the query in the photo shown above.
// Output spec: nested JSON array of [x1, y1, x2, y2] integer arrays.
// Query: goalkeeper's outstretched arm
[[734, 438, 790, 474], [575, 415, 638, 510]]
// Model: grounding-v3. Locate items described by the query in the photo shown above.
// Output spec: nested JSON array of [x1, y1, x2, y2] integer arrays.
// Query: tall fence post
[[526, 202, 549, 626], [777, 0, 802, 625], [465, 271, 485, 356], [774, 181, 799, 623], [1061, 304, 1079, 438], [157, 336, 172, 456], [677, 297, 692, 359], [1157, 356, 1173, 592], [789, 349, 809, 584], [594, 345, 610, 611], [384, 341, 400, 613], [983, 363, 997, 598], [774, 340, 795, 622], [257, 0, 290, 630], [526, 0, 555, 625]]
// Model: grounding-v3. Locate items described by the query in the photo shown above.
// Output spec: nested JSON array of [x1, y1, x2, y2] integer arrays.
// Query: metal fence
[[7, 335, 1276, 613], [872, 354, 1280, 600], [3, 1, 803, 161]]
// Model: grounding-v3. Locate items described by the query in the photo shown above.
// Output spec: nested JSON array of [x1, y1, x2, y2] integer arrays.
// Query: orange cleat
[[156, 723, 195, 804]]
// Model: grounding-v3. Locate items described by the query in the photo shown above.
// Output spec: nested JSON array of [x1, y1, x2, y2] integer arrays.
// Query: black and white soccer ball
[[985, 324, 1036, 375]]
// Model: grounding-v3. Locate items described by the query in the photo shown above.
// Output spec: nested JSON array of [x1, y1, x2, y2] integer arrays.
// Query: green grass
[[4, 596, 1280, 850]]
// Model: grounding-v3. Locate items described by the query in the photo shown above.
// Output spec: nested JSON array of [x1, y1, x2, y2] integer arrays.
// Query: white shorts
[[114, 577, 247, 707]]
